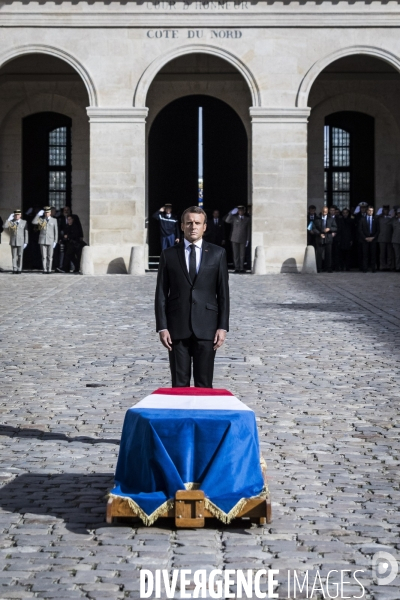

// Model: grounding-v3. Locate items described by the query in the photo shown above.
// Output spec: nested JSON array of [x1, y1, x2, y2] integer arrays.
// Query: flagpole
[[198, 107, 203, 208]]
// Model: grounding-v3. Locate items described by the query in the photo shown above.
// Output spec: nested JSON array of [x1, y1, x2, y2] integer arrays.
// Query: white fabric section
[[184, 238, 203, 273], [132, 394, 252, 411]]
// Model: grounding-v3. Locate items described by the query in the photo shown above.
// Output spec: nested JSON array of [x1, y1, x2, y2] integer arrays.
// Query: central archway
[[148, 94, 248, 260]]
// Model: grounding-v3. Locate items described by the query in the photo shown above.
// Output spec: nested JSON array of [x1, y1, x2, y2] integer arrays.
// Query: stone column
[[86, 107, 148, 274], [250, 107, 310, 273]]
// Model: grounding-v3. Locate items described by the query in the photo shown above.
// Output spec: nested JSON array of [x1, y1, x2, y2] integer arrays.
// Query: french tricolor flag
[[111, 387, 267, 525]]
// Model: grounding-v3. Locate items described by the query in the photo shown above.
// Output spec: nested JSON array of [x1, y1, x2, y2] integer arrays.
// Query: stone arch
[[297, 45, 400, 108], [0, 93, 90, 238], [134, 44, 261, 108], [308, 93, 400, 207], [0, 44, 98, 106]]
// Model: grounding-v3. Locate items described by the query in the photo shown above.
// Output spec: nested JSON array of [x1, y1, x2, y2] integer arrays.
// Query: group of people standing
[[0, 205, 85, 274], [153, 204, 251, 273], [307, 203, 400, 273]]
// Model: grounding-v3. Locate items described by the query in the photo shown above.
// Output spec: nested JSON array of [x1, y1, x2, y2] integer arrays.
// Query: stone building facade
[[1, 1, 400, 273]]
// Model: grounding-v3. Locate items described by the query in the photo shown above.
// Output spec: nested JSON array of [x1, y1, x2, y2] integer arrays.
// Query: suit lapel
[[177, 243, 192, 285], [196, 240, 211, 281]]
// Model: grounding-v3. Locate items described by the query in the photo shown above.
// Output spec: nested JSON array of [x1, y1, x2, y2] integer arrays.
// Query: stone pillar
[[86, 107, 148, 274], [250, 108, 310, 273]]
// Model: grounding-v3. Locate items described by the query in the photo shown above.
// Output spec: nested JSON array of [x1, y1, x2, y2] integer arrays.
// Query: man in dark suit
[[359, 205, 380, 272], [313, 206, 337, 272], [205, 209, 225, 246], [155, 206, 229, 388]]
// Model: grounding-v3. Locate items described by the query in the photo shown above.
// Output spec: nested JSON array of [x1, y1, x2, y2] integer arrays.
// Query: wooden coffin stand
[[106, 464, 271, 528]]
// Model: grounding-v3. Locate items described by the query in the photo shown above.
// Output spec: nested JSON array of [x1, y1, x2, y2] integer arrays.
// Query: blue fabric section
[[112, 408, 264, 518], [161, 234, 176, 250]]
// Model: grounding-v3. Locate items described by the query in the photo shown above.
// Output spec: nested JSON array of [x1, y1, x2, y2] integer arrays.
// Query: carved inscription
[[147, 29, 242, 38], [146, 2, 249, 9]]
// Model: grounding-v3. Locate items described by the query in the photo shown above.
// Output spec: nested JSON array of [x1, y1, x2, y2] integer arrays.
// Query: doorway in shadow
[[148, 94, 248, 262]]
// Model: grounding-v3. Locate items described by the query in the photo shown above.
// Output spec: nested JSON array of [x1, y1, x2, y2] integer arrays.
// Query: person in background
[[205, 209, 225, 246], [329, 205, 340, 271], [359, 205, 380, 273], [307, 205, 317, 248], [354, 201, 368, 271], [152, 204, 180, 250], [32, 206, 58, 274], [377, 205, 393, 271], [224, 205, 250, 273], [3, 209, 28, 273], [313, 206, 337, 273], [391, 207, 400, 272], [60, 215, 81, 273], [337, 208, 354, 271]]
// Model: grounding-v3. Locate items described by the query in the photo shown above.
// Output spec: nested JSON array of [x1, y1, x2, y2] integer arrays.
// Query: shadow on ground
[[0, 425, 119, 445], [0, 472, 114, 533]]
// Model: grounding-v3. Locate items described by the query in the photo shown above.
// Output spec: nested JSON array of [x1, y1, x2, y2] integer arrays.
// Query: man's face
[[238, 209, 245, 217], [212, 210, 219, 219], [165, 206, 172, 214], [360, 205, 367, 214], [309, 207, 316, 215], [322, 207, 329, 216], [63, 207, 70, 216], [44, 210, 51, 219], [14, 213, 21, 221], [342, 210, 349, 218], [383, 208, 389, 216], [181, 212, 207, 243], [67, 216, 74, 226], [367, 208, 374, 216], [329, 207, 335, 217]]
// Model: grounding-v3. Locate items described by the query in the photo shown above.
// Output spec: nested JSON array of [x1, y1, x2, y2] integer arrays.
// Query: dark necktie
[[189, 244, 197, 283], [369, 217, 372, 233]]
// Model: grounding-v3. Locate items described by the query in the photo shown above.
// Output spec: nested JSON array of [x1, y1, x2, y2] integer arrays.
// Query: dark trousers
[[362, 240, 377, 272], [169, 335, 216, 388], [332, 239, 340, 271], [161, 234, 176, 250], [379, 242, 392, 270], [63, 242, 80, 272], [339, 248, 352, 271], [316, 243, 332, 272], [232, 242, 246, 270]]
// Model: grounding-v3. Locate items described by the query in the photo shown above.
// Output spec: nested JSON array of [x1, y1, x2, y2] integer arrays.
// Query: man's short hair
[[368, 205, 374, 210], [181, 206, 207, 223], [308, 205, 316, 210]]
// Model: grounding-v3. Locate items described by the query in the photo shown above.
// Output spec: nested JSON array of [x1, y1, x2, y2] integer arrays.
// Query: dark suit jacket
[[359, 216, 380, 241], [58, 214, 83, 239], [155, 240, 229, 341], [313, 215, 337, 245], [205, 218, 225, 246], [338, 216, 354, 250]]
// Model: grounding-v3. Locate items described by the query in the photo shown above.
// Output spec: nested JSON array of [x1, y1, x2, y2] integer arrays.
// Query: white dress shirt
[[184, 237, 203, 274]]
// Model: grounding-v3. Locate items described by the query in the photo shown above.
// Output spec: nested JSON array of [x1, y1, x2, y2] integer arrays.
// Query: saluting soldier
[[3, 209, 28, 274], [32, 206, 58, 274], [224, 205, 250, 273]]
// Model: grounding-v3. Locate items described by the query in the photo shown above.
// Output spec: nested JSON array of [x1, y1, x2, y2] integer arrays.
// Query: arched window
[[323, 111, 374, 211], [23, 112, 72, 213], [324, 125, 351, 210]]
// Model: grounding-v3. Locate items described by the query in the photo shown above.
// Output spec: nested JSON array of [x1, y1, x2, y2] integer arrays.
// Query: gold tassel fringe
[[107, 493, 174, 526]]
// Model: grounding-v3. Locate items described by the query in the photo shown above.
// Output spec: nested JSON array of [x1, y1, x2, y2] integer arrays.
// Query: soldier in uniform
[[32, 206, 58, 274], [3, 209, 28, 273], [224, 205, 250, 273]]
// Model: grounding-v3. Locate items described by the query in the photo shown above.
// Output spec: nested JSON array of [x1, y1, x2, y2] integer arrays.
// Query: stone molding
[[297, 45, 400, 108], [134, 43, 261, 108], [250, 107, 311, 124], [87, 107, 149, 123], [0, 44, 98, 106], [2, 12, 400, 28]]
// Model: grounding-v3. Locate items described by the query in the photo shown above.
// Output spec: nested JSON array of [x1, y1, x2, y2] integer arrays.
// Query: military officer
[[224, 205, 250, 273], [3, 209, 28, 273], [32, 206, 58, 273]]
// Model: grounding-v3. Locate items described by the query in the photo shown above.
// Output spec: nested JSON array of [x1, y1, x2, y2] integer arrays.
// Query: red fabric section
[[152, 387, 234, 396]]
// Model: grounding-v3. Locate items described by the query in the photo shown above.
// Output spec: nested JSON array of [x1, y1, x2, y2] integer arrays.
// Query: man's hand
[[213, 329, 226, 350], [159, 207, 165, 212], [366, 237, 374, 242], [159, 330, 172, 351], [324, 228, 330, 233], [8, 213, 14, 222], [321, 234, 325, 239], [38, 210, 44, 217], [23, 243, 27, 250], [175, 238, 180, 244], [332, 232, 336, 238], [231, 208, 238, 215], [53, 242, 57, 249]]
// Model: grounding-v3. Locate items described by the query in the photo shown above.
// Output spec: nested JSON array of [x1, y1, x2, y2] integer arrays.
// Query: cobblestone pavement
[[0, 272, 399, 600]]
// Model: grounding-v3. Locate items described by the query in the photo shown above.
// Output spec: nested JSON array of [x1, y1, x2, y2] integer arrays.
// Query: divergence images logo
[[372, 552, 398, 586]]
